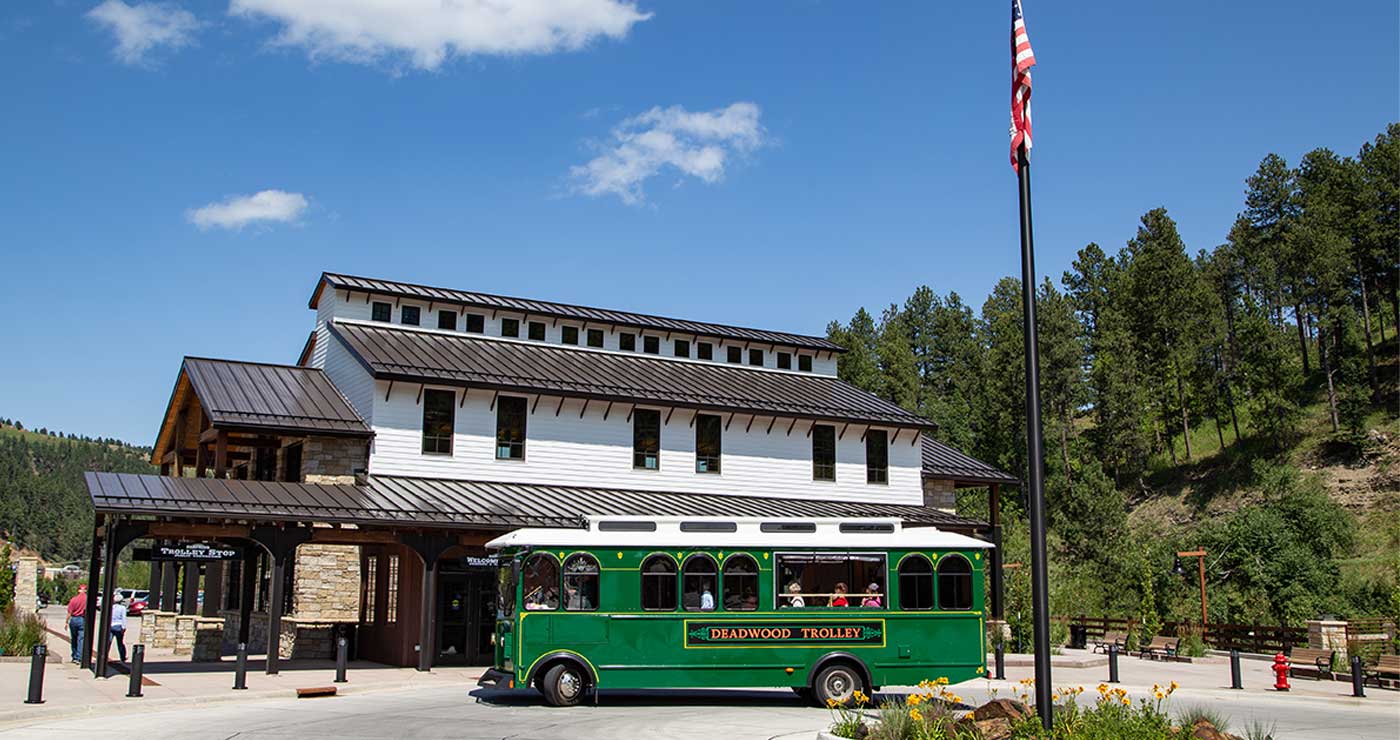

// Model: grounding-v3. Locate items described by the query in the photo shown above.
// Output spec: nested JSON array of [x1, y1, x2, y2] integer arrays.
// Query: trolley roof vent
[[759, 521, 817, 533], [839, 522, 896, 533], [680, 521, 738, 533], [597, 520, 657, 532]]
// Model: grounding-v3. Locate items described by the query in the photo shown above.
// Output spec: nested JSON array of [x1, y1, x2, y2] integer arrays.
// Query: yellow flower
[[1097, 683, 1109, 694], [909, 708, 923, 722], [907, 694, 922, 706], [853, 689, 869, 705], [1121, 697, 1131, 706], [1169, 681, 1180, 692], [826, 698, 840, 709]]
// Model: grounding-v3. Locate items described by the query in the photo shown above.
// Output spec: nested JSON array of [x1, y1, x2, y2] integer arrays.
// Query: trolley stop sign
[[148, 543, 241, 561], [685, 620, 884, 647]]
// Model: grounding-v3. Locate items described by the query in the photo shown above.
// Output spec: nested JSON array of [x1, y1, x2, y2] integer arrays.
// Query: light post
[[1172, 549, 1208, 625]]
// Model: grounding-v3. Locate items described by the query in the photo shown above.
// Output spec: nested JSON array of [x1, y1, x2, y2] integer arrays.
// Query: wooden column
[[195, 443, 208, 478], [80, 517, 103, 671], [181, 562, 199, 615], [147, 558, 163, 609], [402, 534, 456, 672], [94, 525, 119, 678], [214, 430, 229, 479], [237, 551, 257, 647], [160, 551, 179, 612], [201, 562, 224, 617], [249, 526, 312, 675]]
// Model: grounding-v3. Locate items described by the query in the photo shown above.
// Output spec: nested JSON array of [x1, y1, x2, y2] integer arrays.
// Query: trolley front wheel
[[539, 663, 587, 707]]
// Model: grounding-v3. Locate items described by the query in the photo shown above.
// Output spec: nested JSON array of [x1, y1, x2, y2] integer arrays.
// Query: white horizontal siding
[[367, 382, 923, 505], [321, 333, 375, 425], [311, 289, 840, 377]]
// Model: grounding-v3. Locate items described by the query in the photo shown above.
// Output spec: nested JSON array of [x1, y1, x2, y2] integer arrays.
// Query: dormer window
[[401, 306, 421, 326], [777, 352, 792, 370], [437, 310, 457, 330], [528, 321, 546, 341], [748, 349, 763, 366], [587, 328, 605, 348], [501, 318, 520, 338], [673, 339, 690, 358], [697, 342, 713, 360], [643, 336, 660, 354], [371, 302, 391, 322], [866, 429, 888, 484], [619, 333, 636, 351], [798, 355, 813, 372], [561, 326, 579, 345], [465, 313, 485, 333], [726, 346, 741, 364]]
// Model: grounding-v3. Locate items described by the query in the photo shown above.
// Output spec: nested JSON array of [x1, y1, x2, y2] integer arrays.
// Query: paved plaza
[[1, 616, 1394, 740]]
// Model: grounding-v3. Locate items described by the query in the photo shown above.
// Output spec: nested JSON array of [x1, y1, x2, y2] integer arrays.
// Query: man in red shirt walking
[[66, 585, 87, 664]]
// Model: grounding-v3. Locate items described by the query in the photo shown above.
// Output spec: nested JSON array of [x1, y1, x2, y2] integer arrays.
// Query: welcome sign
[[684, 620, 884, 648]]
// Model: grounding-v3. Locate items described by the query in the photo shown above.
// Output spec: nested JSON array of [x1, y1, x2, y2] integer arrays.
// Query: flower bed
[[826, 677, 1250, 740]]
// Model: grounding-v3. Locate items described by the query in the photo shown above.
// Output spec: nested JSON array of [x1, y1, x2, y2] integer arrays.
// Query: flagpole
[[1016, 142, 1053, 729]]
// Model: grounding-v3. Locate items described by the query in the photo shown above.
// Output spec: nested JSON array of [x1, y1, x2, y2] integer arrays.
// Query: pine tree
[[876, 305, 919, 411]]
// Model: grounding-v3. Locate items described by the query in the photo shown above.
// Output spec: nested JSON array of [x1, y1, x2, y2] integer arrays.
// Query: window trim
[[437, 309, 457, 330], [798, 354, 814, 372], [777, 351, 792, 370], [681, 553, 719, 612], [640, 553, 678, 612], [811, 424, 836, 481], [865, 428, 889, 484], [562, 553, 600, 612], [523, 553, 560, 612], [586, 328, 605, 348], [500, 317, 520, 338], [561, 325, 580, 345], [421, 388, 455, 456], [633, 408, 661, 471], [721, 554, 760, 612], [371, 302, 392, 323], [495, 395, 528, 460], [697, 342, 713, 360], [400, 305, 421, 326], [936, 553, 975, 611], [726, 346, 742, 364], [748, 348, 764, 366], [465, 313, 485, 333], [694, 413, 722, 474], [642, 335, 660, 354], [673, 339, 690, 358], [619, 332, 636, 351], [527, 321, 546, 341], [897, 553, 935, 611]]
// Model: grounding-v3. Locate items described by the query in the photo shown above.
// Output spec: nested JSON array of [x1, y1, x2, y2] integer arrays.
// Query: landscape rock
[[954, 716, 1014, 740], [972, 698, 1032, 723], [1189, 719, 1243, 740]]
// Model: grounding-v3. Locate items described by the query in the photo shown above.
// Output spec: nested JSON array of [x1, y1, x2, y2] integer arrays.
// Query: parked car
[[128, 597, 147, 616]]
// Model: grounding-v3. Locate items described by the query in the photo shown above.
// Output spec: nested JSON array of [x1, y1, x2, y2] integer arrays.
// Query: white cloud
[[186, 190, 309, 231], [569, 102, 766, 205], [229, 0, 651, 71], [86, 1, 200, 66]]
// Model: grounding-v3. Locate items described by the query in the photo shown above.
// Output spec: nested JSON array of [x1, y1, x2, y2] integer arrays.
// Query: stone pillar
[[1307, 619, 1348, 652], [191, 617, 226, 661], [173, 615, 197, 656], [13, 557, 37, 612], [292, 544, 362, 621], [922, 477, 957, 512]]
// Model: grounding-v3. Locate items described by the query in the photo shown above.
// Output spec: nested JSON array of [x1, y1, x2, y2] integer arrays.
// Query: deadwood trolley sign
[[478, 517, 991, 707]]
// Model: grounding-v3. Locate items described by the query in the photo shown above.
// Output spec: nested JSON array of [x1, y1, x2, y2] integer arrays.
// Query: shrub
[[1174, 623, 1207, 658], [0, 608, 46, 656], [1175, 702, 1229, 733]]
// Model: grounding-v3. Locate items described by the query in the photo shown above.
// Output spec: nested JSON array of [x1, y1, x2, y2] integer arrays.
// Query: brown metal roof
[[85, 472, 985, 531], [327, 321, 933, 430], [182, 357, 372, 437], [311, 272, 845, 353], [922, 436, 1018, 486]]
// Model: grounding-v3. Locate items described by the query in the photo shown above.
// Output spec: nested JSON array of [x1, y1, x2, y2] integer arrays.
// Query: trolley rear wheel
[[812, 663, 865, 707], [539, 663, 587, 707]]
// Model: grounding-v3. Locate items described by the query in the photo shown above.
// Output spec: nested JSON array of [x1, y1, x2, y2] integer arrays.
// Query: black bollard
[[1350, 655, 1365, 698], [1229, 649, 1242, 690], [126, 644, 145, 698], [334, 637, 348, 684], [233, 642, 248, 690], [1107, 644, 1120, 684], [994, 644, 1006, 680], [24, 644, 46, 705]]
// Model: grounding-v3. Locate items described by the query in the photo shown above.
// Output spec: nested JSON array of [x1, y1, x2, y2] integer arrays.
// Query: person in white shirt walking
[[108, 593, 128, 663]]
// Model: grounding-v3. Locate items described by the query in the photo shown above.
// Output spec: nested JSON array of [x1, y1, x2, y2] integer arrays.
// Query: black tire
[[812, 663, 864, 707], [539, 662, 588, 707]]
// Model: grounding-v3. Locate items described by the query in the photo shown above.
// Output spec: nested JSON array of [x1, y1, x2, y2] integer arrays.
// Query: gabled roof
[[85, 472, 986, 532], [922, 436, 1018, 486], [310, 272, 845, 353], [153, 358, 371, 462], [327, 320, 934, 430]]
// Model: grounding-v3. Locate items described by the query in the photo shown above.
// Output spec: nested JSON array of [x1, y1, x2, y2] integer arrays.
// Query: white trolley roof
[[484, 516, 992, 551]]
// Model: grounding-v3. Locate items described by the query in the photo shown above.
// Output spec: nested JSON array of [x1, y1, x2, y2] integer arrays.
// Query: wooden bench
[[1288, 648, 1335, 679], [1138, 636, 1178, 660], [1091, 630, 1128, 654], [1362, 654, 1400, 688]]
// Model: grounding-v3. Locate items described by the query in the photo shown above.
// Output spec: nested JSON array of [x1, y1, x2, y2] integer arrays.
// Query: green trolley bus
[[478, 516, 991, 706]]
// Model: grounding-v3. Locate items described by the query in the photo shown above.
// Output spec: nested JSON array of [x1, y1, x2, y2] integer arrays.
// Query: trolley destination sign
[[684, 620, 884, 647]]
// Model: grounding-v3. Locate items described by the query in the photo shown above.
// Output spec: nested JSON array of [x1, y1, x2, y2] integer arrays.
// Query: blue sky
[[1, 1, 1394, 445]]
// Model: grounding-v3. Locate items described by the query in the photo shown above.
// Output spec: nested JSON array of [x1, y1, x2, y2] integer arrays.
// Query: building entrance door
[[435, 570, 495, 665]]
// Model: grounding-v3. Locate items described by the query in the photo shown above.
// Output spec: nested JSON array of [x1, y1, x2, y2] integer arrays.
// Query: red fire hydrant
[[1272, 652, 1291, 691]]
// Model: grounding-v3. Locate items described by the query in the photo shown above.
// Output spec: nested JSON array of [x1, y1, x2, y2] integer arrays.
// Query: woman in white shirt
[[108, 594, 128, 663]]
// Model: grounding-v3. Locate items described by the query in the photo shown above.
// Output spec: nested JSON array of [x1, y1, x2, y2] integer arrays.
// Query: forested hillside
[[829, 124, 1400, 632], [0, 419, 154, 563]]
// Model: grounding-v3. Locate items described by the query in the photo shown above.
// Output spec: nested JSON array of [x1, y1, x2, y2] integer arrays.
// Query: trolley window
[[937, 554, 974, 610], [775, 552, 886, 609], [721, 555, 759, 611], [562, 554, 599, 612], [682, 555, 718, 612], [640, 555, 677, 611], [898, 554, 935, 610], [522, 554, 559, 611]]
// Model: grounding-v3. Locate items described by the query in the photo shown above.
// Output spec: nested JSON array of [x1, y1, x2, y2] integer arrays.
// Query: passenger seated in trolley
[[784, 581, 805, 608], [830, 582, 849, 607]]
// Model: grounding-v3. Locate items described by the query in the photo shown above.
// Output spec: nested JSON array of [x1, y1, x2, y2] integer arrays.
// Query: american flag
[[1010, 0, 1037, 171]]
